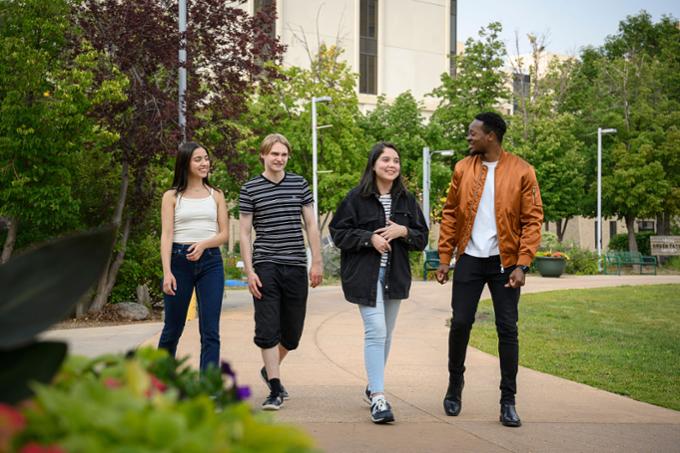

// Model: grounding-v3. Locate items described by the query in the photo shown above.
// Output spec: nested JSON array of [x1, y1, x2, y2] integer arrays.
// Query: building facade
[[247, 0, 459, 113]]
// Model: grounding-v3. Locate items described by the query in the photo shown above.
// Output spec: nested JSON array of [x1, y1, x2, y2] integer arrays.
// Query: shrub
[[9, 348, 315, 452], [111, 234, 162, 304], [608, 231, 654, 255], [322, 245, 341, 279], [564, 246, 598, 275]]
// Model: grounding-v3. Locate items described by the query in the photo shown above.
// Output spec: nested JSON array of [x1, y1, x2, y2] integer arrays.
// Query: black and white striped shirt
[[239, 172, 314, 267], [378, 194, 391, 267]]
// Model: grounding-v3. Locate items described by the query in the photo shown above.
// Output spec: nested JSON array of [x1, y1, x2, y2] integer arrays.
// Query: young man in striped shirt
[[239, 133, 323, 410]]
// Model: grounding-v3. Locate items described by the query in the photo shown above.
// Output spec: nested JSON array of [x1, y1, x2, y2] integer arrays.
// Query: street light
[[422, 147, 455, 229], [178, 0, 187, 141], [597, 127, 617, 271], [311, 96, 331, 225]]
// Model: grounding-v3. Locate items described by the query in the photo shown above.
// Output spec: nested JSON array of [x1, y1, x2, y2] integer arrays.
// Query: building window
[[637, 220, 655, 232], [254, 0, 276, 40], [449, 0, 457, 75], [609, 220, 617, 239], [360, 0, 378, 94], [513, 72, 530, 113]]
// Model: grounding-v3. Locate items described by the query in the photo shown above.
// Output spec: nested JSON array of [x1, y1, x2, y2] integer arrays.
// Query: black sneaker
[[370, 397, 395, 424], [363, 386, 371, 405], [260, 367, 289, 399], [262, 393, 284, 411]]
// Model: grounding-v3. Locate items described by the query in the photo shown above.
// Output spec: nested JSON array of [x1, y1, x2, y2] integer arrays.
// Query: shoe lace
[[372, 398, 388, 413]]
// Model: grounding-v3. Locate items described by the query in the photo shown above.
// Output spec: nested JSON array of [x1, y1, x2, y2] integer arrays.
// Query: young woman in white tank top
[[158, 142, 229, 371]]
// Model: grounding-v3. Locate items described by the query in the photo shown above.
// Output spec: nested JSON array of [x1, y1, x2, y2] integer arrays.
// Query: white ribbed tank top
[[173, 188, 218, 243]]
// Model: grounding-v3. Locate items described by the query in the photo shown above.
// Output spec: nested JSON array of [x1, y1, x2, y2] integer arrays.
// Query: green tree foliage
[[506, 50, 586, 241], [242, 44, 368, 224], [430, 22, 510, 150], [0, 0, 126, 261]]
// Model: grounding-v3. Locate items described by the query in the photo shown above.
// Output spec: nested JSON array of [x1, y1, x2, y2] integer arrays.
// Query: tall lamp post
[[422, 147, 454, 229], [597, 127, 617, 271], [178, 0, 187, 141], [311, 96, 331, 225]]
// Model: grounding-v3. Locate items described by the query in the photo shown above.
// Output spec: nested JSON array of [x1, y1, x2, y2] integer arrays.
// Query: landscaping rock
[[114, 302, 150, 321]]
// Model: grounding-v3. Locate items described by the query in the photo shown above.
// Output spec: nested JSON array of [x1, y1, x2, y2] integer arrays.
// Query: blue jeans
[[158, 243, 224, 371], [359, 267, 401, 395]]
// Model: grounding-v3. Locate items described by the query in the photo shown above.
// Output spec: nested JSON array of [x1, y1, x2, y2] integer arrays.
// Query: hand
[[186, 242, 205, 261], [370, 233, 392, 254], [162, 273, 177, 295], [247, 271, 263, 299], [505, 267, 526, 288], [374, 220, 408, 242], [435, 263, 450, 284], [309, 261, 323, 288]]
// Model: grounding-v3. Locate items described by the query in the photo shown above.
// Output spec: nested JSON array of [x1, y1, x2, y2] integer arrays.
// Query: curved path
[[48, 275, 680, 452]]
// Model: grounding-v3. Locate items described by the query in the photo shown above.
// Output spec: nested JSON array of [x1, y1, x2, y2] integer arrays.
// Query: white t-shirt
[[465, 161, 499, 257]]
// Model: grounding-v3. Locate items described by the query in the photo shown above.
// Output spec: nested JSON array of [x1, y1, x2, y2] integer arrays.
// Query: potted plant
[[534, 251, 569, 277]]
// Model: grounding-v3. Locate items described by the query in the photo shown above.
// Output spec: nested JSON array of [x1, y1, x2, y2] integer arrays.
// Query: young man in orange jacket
[[436, 112, 543, 427]]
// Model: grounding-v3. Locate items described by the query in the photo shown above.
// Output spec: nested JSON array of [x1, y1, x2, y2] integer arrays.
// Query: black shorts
[[252, 262, 308, 350]]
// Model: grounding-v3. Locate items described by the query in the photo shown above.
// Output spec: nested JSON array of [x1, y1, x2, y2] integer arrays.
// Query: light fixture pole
[[422, 147, 454, 229], [311, 96, 331, 225], [178, 0, 187, 142], [597, 127, 617, 271]]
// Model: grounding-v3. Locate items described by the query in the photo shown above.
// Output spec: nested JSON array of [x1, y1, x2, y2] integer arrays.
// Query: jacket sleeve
[[329, 194, 375, 251], [517, 166, 544, 266], [400, 194, 429, 251], [438, 165, 461, 265]]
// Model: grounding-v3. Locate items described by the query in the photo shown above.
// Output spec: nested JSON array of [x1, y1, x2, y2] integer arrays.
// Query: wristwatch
[[518, 265, 530, 274]]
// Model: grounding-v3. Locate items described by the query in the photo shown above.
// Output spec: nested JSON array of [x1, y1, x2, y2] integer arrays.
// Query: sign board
[[650, 236, 680, 256]]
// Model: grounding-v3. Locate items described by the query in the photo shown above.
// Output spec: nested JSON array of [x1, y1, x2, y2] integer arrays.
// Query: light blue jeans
[[359, 267, 401, 395]]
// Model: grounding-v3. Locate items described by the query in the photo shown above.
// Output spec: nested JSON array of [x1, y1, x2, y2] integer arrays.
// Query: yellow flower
[[43, 91, 50, 97]]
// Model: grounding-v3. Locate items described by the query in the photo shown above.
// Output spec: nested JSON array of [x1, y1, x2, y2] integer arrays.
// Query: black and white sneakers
[[370, 397, 395, 424], [262, 393, 284, 411], [260, 366, 289, 400]]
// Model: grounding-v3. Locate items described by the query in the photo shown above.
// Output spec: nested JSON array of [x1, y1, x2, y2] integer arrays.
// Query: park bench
[[603, 251, 657, 275], [423, 249, 440, 280]]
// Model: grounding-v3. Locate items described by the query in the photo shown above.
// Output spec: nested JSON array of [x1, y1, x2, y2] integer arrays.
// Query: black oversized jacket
[[329, 187, 428, 306]]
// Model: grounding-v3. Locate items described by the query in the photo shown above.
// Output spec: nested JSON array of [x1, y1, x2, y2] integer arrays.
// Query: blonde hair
[[259, 133, 291, 164]]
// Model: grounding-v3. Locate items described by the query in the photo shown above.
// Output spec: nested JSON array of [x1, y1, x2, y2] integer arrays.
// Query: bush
[[7, 348, 316, 452], [564, 246, 598, 275], [111, 234, 162, 304], [322, 245, 341, 279], [608, 231, 654, 255]]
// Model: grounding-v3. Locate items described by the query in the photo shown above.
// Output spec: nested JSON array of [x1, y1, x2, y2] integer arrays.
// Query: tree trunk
[[84, 160, 129, 316], [89, 215, 131, 314], [0, 216, 17, 264], [625, 215, 638, 253], [544, 221, 550, 231], [556, 218, 569, 243], [320, 212, 332, 236]]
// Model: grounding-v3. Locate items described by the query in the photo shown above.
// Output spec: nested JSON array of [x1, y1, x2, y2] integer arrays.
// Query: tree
[[0, 0, 126, 262], [505, 37, 586, 242], [75, 0, 284, 312], [242, 44, 368, 230], [429, 22, 510, 151]]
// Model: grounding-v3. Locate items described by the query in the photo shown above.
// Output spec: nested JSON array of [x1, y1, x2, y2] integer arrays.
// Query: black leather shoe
[[443, 379, 464, 416], [500, 403, 522, 427]]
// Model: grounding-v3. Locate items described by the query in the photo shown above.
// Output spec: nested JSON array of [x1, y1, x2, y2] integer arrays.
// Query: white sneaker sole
[[262, 403, 282, 411]]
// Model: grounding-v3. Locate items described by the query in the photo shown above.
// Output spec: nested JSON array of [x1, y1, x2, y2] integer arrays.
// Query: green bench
[[603, 251, 657, 275], [423, 249, 440, 280]]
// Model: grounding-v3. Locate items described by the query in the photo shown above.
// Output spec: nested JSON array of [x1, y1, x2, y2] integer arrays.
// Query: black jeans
[[448, 254, 520, 404], [252, 262, 308, 350]]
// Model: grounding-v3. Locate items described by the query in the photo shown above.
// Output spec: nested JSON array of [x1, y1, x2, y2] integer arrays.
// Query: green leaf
[[0, 341, 67, 404], [0, 226, 115, 348]]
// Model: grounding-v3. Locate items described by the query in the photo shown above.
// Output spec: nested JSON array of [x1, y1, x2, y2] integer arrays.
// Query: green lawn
[[469, 284, 680, 411]]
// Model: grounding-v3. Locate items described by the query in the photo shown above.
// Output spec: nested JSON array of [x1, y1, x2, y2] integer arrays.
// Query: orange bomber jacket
[[438, 149, 544, 269]]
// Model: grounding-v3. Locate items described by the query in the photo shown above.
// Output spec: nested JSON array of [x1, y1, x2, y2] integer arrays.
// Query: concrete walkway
[[47, 275, 680, 452]]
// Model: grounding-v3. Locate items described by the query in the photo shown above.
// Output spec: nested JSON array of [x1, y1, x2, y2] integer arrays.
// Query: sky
[[457, 0, 680, 56]]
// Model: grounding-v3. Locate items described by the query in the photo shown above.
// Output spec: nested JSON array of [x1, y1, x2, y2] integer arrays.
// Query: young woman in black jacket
[[330, 142, 428, 424]]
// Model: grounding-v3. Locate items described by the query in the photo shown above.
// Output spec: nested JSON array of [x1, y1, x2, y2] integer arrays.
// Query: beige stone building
[[245, 0, 460, 113]]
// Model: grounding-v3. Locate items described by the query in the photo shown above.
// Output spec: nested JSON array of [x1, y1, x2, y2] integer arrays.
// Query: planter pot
[[534, 256, 566, 277]]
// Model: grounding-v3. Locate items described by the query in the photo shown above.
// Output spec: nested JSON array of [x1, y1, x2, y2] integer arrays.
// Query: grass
[[469, 284, 680, 411]]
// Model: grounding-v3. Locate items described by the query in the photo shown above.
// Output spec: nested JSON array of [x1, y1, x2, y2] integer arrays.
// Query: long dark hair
[[171, 142, 218, 194], [358, 142, 407, 198]]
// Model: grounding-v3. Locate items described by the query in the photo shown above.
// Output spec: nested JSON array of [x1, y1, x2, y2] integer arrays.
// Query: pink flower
[[103, 377, 122, 389], [19, 442, 66, 453]]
